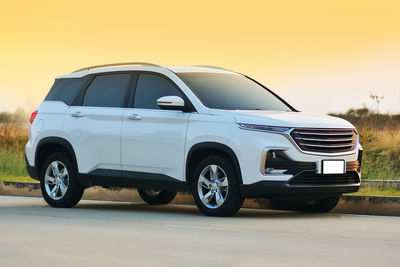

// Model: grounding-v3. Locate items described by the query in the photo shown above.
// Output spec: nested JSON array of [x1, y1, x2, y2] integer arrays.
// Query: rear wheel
[[191, 155, 244, 217], [138, 189, 177, 205], [299, 195, 341, 213], [40, 152, 84, 208]]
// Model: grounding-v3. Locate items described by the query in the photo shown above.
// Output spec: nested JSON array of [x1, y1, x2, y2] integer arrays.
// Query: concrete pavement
[[0, 195, 399, 266]]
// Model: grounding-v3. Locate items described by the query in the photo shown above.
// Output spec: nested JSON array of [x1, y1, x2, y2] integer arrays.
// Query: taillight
[[30, 111, 38, 124]]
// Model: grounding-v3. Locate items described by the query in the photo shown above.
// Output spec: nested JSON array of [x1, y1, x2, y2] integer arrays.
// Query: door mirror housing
[[157, 96, 185, 111]]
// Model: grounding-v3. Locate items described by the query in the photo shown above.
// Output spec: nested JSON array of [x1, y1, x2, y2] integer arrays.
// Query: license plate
[[322, 160, 345, 174]]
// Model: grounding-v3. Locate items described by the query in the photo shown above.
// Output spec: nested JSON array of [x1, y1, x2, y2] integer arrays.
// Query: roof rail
[[192, 65, 234, 72], [73, 62, 162, 73]]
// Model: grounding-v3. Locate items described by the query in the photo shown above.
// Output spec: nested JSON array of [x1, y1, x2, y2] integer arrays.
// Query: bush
[[330, 107, 400, 179], [0, 109, 29, 178]]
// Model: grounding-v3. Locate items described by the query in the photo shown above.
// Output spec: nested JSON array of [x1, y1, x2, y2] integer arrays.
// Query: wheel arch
[[35, 137, 79, 179], [186, 142, 243, 185]]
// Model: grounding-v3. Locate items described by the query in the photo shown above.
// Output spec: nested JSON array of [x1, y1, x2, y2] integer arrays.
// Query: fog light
[[265, 150, 288, 174]]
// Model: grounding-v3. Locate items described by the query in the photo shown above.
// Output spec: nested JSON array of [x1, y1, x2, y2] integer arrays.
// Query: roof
[[57, 63, 237, 79]]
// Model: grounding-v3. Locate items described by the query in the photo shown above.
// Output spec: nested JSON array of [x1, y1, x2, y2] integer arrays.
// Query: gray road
[[0, 196, 399, 267]]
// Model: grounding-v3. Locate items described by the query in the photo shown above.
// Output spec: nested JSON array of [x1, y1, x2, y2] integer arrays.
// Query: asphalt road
[[0, 196, 399, 267]]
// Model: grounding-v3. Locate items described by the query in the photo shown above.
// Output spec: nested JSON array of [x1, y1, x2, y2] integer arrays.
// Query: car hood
[[212, 110, 355, 129]]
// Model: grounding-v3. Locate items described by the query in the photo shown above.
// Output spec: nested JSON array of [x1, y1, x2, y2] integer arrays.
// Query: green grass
[[362, 165, 400, 180], [348, 187, 400, 197], [0, 147, 28, 178], [0, 176, 37, 182], [330, 109, 400, 180], [357, 129, 400, 180], [0, 147, 36, 182]]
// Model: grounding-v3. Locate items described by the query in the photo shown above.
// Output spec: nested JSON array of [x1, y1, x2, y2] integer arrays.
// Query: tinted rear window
[[82, 74, 131, 108], [45, 78, 87, 105]]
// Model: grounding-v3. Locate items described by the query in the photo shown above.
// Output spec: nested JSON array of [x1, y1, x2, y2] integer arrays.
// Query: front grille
[[290, 128, 357, 153], [288, 171, 360, 186]]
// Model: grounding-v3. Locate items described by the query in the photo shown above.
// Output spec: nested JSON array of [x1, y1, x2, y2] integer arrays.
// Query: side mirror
[[157, 96, 185, 111]]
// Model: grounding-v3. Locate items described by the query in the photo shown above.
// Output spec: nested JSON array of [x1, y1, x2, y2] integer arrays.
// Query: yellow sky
[[1, 0, 399, 113]]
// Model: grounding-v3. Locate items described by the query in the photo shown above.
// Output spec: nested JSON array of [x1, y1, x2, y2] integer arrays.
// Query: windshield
[[177, 73, 293, 111]]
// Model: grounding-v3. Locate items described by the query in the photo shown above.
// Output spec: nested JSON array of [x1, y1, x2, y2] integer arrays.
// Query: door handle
[[71, 112, 84, 118], [128, 114, 142, 120]]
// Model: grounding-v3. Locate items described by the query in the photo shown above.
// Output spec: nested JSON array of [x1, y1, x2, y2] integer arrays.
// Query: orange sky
[[1, 0, 399, 114]]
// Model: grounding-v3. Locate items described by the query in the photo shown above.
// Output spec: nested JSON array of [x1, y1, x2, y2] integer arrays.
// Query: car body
[[25, 62, 362, 216]]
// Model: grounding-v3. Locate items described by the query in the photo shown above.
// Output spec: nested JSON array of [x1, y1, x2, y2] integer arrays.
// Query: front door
[[121, 73, 190, 181]]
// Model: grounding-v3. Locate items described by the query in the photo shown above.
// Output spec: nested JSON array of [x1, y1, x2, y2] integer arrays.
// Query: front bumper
[[241, 170, 361, 198]]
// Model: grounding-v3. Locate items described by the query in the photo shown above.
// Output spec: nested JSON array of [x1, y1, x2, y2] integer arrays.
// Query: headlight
[[237, 123, 290, 133]]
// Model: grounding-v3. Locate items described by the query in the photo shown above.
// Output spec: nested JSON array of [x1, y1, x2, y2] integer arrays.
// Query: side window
[[45, 77, 87, 105], [133, 73, 184, 109], [82, 73, 131, 108]]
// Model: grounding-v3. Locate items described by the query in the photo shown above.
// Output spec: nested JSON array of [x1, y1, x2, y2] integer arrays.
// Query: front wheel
[[191, 155, 244, 217], [40, 152, 84, 208]]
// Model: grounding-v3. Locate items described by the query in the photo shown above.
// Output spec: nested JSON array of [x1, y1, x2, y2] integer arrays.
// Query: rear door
[[64, 72, 133, 174], [121, 72, 190, 181]]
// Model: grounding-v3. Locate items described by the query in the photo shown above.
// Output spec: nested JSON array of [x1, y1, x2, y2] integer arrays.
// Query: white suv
[[25, 62, 362, 216]]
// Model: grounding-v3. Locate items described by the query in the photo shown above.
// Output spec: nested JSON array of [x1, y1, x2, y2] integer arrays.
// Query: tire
[[39, 152, 84, 208], [273, 195, 340, 213], [300, 196, 341, 213], [138, 189, 177, 205], [191, 155, 244, 217]]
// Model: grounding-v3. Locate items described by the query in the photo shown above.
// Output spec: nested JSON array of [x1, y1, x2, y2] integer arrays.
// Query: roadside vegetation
[[0, 108, 35, 182], [329, 94, 400, 180]]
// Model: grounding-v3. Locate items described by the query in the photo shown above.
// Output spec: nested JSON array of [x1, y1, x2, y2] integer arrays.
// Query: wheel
[[273, 195, 340, 213], [39, 152, 84, 208], [299, 196, 341, 213], [191, 155, 244, 217], [138, 189, 177, 205]]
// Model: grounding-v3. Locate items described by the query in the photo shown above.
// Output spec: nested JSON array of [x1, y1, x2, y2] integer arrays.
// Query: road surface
[[0, 195, 399, 266]]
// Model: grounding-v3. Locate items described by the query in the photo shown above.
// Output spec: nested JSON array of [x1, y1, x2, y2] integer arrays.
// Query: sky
[[0, 0, 399, 114]]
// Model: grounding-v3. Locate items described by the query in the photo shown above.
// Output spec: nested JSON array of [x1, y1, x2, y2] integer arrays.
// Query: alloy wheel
[[44, 161, 69, 200], [197, 164, 229, 209]]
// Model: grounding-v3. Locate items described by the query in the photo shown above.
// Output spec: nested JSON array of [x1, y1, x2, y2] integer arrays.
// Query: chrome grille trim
[[298, 143, 353, 148], [290, 128, 357, 153], [294, 137, 355, 142], [292, 131, 353, 136]]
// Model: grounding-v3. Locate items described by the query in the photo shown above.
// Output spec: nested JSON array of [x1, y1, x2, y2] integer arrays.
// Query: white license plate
[[322, 160, 345, 174]]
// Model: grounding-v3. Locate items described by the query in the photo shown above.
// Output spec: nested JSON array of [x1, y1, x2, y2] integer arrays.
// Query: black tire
[[138, 189, 177, 205], [273, 195, 340, 213], [191, 155, 244, 217], [300, 195, 341, 213], [40, 152, 84, 208]]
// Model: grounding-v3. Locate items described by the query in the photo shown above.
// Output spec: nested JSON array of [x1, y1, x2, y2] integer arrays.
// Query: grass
[[348, 187, 400, 197], [358, 129, 400, 179], [0, 147, 28, 178], [330, 108, 400, 180], [0, 176, 37, 182], [0, 119, 31, 182]]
